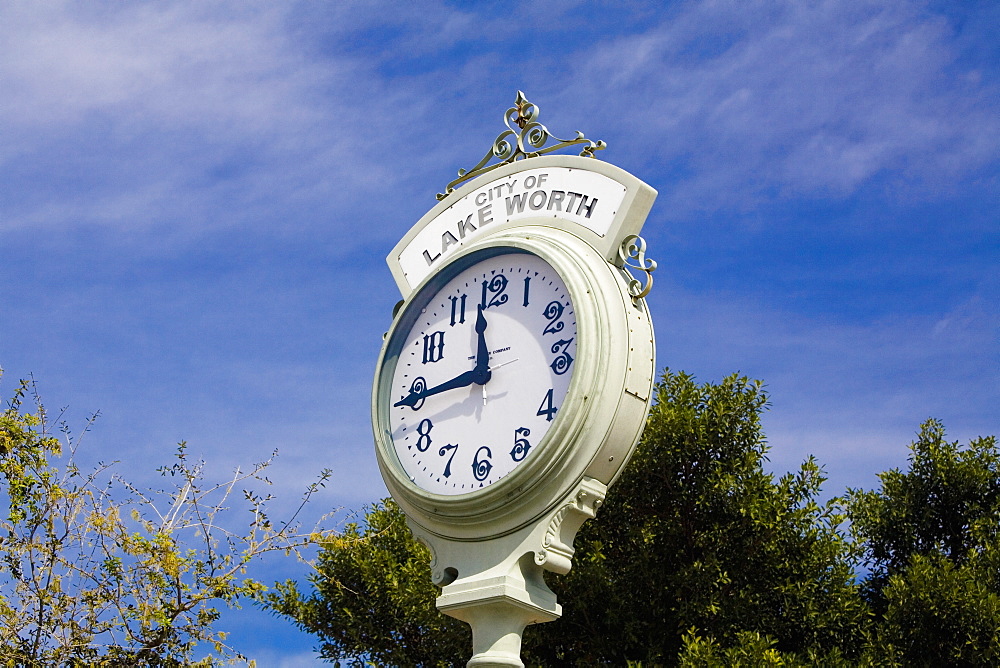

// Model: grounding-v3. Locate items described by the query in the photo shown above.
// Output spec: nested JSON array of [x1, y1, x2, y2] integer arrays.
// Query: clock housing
[[373, 225, 654, 541]]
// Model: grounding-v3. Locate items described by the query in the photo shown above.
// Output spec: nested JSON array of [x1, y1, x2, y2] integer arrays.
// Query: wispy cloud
[[559, 0, 1000, 212], [656, 279, 1000, 495], [1, 2, 432, 242]]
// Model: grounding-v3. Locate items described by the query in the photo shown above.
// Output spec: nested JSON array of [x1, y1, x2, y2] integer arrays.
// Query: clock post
[[372, 93, 658, 667]]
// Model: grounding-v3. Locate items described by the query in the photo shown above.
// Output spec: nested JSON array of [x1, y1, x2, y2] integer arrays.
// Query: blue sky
[[2, 1, 997, 664]]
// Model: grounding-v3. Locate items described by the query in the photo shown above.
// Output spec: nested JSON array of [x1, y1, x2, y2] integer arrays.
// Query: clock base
[[439, 575, 559, 668], [410, 476, 608, 667]]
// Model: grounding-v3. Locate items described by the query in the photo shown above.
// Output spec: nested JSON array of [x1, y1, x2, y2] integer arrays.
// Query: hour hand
[[395, 308, 492, 409], [393, 367, 487, 408]]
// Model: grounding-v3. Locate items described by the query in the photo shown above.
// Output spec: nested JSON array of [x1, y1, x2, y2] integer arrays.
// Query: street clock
[[372, 93, 657, 667]]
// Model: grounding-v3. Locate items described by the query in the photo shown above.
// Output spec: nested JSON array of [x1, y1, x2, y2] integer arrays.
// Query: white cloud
[[7, 1, 994, 241], [3, 5, 303, 135], [0, 2, 436, 240]]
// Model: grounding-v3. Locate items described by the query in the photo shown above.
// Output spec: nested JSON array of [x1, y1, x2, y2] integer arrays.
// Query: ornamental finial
[[437, 91, 606, 200]]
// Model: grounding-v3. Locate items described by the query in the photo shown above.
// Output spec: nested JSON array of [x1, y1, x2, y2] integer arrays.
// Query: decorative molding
[[534, 477, 607, 575], [437, 91, 606, 201]]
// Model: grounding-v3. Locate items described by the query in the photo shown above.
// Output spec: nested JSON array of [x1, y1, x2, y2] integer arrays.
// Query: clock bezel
[[373, 225, 645, 539]]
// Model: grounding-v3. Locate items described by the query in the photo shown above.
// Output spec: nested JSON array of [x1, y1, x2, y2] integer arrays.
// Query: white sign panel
[[399, 168, 624, 287], [388, 155, 656, 296]]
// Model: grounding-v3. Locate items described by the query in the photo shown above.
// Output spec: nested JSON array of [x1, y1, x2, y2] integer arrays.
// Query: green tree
[[0, 374, 331, 665], [848, 420, 1000, 666], [271, 374, 1000, 666], [525, 371, 865, 665], [272, 371, 867, 665]]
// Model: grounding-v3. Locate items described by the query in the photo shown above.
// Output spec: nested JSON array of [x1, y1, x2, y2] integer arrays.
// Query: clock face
[[384, 249, 577, 495]]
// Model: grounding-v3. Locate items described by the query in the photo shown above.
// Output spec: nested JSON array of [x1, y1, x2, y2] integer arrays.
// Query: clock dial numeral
[[537, 389, 558, 422], [542, 300, 565, 335], [422, 331, 445, 364], [549, 338, 574, 376], [438, 442, 459, 477], [480, 273, 509, 309], [510, 427, 531, 462], [522, 277, 531, 307], [415, 418, 433, 452], [449, 294, 467, 326], [472, 446, 493, 482]]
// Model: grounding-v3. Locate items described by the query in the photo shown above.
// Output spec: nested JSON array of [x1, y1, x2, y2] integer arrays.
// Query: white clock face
[[385, 250, 577, 495]]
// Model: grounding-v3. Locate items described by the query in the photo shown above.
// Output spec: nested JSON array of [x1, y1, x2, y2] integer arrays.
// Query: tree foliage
[[273, 370, 1000, 666], [849, 419, 1000, 586], [0, 374, 331, 665], [848, 420, 1000, 666], [269, 500, 469, 667], [272, 371, 867, 664], [524, 371, 865, 665]]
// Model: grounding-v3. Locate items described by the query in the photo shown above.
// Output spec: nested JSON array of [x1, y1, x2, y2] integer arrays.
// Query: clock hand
[[483, 358, 518, 405], [488, 358, 518, 372], [476, 306, 491, 406], [395, 308, 493, 409], [474, 305, 489, 373], [394, 368, 484, 408]]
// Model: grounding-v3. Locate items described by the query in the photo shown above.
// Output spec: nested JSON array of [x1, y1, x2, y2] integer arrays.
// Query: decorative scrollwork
[[619, 235, 657, 300], [437, 91, 607, 200], [535, 477, 607, 575]]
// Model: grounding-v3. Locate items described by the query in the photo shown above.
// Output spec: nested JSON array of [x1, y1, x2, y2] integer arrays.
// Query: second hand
[[483, 358, 519, 405]]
